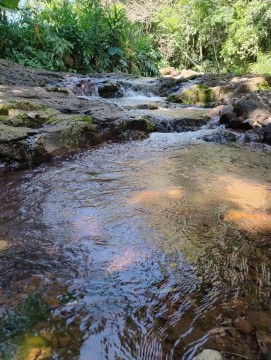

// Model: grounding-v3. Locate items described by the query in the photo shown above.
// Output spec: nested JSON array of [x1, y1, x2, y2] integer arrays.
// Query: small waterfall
[[67, 77, 161, 98]]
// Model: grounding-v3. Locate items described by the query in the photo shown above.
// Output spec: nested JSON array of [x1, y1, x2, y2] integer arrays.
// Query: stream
[[0, 79, 271, 360]]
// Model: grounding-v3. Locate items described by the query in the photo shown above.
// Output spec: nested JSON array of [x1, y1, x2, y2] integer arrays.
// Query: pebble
[[192, 349, 223, 360]]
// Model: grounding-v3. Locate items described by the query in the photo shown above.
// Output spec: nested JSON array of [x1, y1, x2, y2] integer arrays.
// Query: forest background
[[0, 0, 271, 76]]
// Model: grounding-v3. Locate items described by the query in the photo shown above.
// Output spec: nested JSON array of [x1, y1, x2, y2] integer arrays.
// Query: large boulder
[[233, 99, 271, 125], [167, 84, 213, 107], [34, 120, 100, 161]]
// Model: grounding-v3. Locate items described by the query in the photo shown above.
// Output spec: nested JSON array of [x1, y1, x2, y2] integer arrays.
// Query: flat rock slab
[[0, 123, 37, 142]]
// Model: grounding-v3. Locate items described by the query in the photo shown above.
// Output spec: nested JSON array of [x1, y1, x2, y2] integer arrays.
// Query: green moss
[[47, 114, 93, 125], [167, 85, 213, 106], [0, 115, 9, 123], [9, 100, 46, 111], [118, 117, 155, 133], [0, 295, 50, 340], [81, 115, 93, 124], [258, 82, 271, 90], [166, 94, 182, 103], [0, 104, 10, 115]]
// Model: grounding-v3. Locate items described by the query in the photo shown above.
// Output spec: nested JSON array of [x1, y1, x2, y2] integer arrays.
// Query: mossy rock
[[47, 114, 93, 125], [0, 100, 61, 128], [166, 94, 182, 103], [180, 84, 213, 106], [118, 117, 155, 133]]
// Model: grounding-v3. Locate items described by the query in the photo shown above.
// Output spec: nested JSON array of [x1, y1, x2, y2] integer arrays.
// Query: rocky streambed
[[1, 59, 271, 169], [1, 61, 271, 360]]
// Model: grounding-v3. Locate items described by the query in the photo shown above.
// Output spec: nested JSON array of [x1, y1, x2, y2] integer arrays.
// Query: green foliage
[[0, 0, 160, 76], [1, 0, 270, 75], [154, 0, 271, 74], [249, 53, 271, 76], [0, 0, 19, 9]]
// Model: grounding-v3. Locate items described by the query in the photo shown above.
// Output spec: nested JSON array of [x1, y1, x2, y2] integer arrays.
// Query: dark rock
[[219, 112, 238, 125], [117, 117, 155, 133], [244, 129, 263, 143], [264, 124, 271, 144], [202, 129, 237, 143], [98, 82, 123, 98], [241, 119, 254, 130]]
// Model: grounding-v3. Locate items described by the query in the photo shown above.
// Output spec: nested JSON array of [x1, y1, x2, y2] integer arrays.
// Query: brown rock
[[234, 318, 253, 335]]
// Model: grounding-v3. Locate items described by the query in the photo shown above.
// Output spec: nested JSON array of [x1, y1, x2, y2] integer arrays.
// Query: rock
[[160, 67, 202, 79], [256, 331, 271, 359], [233, 76, 271, 94], [192, 349, 223, 360], [202, 129, 237, 143], [28, 347, 53, 360], [98, 82, 123, 98], [226, 327, 239, 338], [0, 123, 37, 142], [264, 124, 271, 144], [34, 120, 100, 160], [175, 84, 213, 106], [208, 105, 234, 118], [244, 129, 263, 143], [233, 99, 271, 125], [117, 117, 155, 133], [219, 112, 238, 125], [234, 318, 253, 335]]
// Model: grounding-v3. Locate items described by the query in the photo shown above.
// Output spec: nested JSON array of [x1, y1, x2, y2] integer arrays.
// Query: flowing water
[[1, 78, 271, 360]]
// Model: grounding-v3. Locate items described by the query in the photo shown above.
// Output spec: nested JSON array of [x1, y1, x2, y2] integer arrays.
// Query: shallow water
[[0, 133, 271, 359]]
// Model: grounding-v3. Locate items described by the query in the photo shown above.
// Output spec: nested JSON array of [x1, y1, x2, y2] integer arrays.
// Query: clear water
[[0, 135, 271, 359]]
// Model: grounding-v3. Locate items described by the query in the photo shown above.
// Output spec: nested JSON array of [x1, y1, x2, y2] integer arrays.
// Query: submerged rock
[[192, 349, 223, 360]]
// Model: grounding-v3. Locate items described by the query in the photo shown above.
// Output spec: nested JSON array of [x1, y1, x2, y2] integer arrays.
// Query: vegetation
[[0, 0, 161, 75], [0, 0, 271, 75]]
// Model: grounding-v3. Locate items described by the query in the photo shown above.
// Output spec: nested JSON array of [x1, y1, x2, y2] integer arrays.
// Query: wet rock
[[234, 318, 253, 335], [264, 124, 271, 144], [244, 129, 263, 143], [192, 349, 223, 360], [117, 117, 155, 133], [219, 112, 238, 126], [226, 327, 239, 338], [98, 82, 123, 98], [256, 331, 271, 359], [202, 129, 237, 143], [34, 120, 100, 161]]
